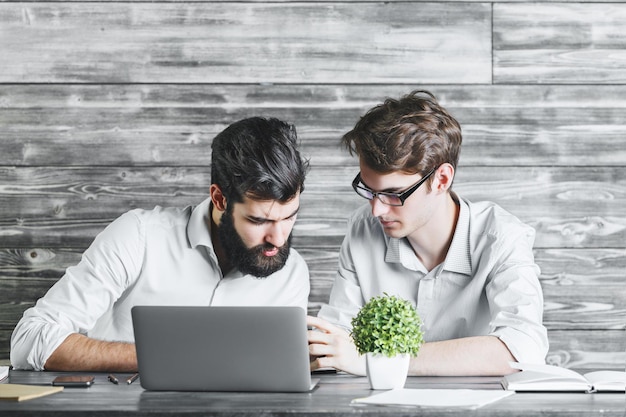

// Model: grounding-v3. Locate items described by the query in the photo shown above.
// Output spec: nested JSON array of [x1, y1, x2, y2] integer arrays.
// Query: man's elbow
[[10, 330, 38, 370]]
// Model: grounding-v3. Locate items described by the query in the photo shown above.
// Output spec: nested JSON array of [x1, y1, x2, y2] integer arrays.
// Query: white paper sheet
[[0, 366, 8, 382], [352, 388, 514, 409]]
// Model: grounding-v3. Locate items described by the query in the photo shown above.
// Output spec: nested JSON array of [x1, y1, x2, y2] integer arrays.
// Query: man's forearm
[[44, 333, 138, 372], [408, 335, 516, 376]]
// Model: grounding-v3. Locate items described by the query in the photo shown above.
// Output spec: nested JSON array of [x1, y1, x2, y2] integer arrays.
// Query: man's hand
[[306, 317, 517, 377], [306, 315, 366, 376]]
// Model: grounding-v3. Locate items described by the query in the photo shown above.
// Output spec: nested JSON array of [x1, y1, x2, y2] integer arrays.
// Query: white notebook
[[502, 362, 626, 392]]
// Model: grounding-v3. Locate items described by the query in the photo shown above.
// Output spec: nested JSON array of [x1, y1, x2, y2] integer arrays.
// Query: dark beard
[[217, 207, 292, 278]]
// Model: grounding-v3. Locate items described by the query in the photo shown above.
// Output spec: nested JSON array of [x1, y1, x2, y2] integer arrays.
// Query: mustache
[[255, 242, 283, 253]]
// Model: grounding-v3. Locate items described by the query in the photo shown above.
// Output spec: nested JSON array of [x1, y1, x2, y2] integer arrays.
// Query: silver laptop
[[131, 305, 318, 392]]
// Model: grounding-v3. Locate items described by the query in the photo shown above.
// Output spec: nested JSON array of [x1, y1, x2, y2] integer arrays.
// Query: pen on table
[[126, 373, 139, 385], [107, 374, 119, 384]]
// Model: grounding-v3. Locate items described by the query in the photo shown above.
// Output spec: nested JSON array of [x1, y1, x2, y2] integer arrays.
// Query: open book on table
[[501, 362, 626, 392]]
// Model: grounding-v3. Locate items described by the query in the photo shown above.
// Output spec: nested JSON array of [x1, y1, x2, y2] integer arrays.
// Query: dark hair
[[342, 90, 462, 177], [211, 117, 309, 203]]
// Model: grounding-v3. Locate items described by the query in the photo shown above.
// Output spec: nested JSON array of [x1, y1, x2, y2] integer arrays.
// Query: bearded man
[[11, 117, 310, 372]]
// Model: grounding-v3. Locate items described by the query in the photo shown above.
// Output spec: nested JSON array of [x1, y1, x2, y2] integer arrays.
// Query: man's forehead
[[236, 194, 300, 219]]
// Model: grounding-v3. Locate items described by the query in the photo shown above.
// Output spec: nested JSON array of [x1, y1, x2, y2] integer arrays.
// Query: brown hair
[[342, 90, 462, 178]]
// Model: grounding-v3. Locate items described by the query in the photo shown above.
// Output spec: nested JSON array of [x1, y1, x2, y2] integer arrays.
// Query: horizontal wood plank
[[2, 272, 624, 368], [494, 4, 626, 83], [538, 249, 626, 330], [1, 329, 622, 370], [1, 166, 625, 249], [2, 84, 626, 167], [546, 330, 625, 370], [0, 3, 491, 84], [1, 248, 623, 329]]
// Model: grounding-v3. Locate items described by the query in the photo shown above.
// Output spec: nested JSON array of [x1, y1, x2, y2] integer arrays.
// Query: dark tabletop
[[1, 369, 625, 416]]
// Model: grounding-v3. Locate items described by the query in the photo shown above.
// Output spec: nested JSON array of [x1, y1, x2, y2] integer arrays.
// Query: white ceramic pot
[[365, 352, 410, 390]]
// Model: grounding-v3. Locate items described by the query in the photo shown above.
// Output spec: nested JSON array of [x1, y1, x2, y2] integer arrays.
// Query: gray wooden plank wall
[[1, 1, 625, 370]]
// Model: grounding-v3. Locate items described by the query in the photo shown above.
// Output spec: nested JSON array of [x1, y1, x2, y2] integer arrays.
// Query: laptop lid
[[131, 305, 318, 392]]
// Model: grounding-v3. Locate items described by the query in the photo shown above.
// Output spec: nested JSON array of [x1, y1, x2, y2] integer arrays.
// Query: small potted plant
[[350, 293, 423, 390]]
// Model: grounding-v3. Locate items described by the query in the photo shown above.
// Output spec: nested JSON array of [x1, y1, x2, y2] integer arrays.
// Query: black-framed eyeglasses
[[351, 168, 436, 206]]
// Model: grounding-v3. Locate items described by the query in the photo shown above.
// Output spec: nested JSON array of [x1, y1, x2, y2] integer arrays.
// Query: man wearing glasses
[[308, 90, 548, 376]]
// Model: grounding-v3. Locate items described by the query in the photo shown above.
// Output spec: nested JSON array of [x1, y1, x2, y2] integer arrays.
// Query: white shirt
[[10, 197, 310, 370], [318, 194, 548, 364]]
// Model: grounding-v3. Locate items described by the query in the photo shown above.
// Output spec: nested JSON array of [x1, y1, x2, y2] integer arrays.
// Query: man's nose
[[265, 222, 287, 248], [370, 197, 390, 218]]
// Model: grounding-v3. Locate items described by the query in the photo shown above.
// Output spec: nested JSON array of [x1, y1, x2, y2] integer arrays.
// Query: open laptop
[[131, 305, 319, 392]]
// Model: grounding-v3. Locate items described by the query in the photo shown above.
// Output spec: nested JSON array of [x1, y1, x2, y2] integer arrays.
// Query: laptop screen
[[132, 305, 316, 392]]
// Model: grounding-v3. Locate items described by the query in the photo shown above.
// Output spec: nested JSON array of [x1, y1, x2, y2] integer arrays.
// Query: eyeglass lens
[[355, 187, 402, 205]]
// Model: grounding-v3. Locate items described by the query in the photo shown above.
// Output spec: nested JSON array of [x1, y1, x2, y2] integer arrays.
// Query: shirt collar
[[385, 236, 426, 271], [384, 235, 402, 263], [384, 192, 472, 276], [187, 197, 214, 249], [445, 193, 473, 276]]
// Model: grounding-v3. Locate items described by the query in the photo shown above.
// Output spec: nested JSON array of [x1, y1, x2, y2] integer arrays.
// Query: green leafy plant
[[350, 293, 423, 357]]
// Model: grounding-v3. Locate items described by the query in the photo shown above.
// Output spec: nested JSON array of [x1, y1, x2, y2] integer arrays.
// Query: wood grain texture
[[3, 84, 626, 167], [1, 323, 623, 371], [547, 330, 626, 370], [0, 2, 491, 84], [1, 0, 625, 369], [1, 248, 623, 330], [494, 4, 626, 83], [2, 372, 625, 416], [538, 249, 626, 330], [1, 166, 625, 248]]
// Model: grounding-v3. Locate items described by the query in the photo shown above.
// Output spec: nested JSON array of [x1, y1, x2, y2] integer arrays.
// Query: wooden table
[[1, 369, 624, 416]]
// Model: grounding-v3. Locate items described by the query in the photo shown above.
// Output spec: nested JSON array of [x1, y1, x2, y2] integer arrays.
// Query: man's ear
[[433, 163, 455, 193], [210, 184, 227, 212]]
